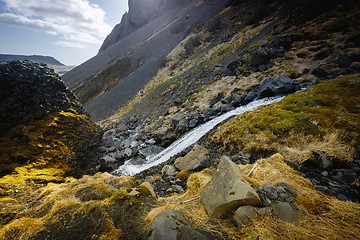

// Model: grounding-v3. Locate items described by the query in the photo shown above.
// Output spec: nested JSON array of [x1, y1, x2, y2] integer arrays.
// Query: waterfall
[[113, 96, 284, 176]]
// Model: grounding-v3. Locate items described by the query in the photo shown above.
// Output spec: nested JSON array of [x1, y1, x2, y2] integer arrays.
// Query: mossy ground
[[210, 74, 360, 164], [0, 110, 100, 227], [0, 173, 154, 240]]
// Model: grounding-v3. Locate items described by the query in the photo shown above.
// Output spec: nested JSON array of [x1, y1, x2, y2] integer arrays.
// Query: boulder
[[233, 206, 266, 226], [273, 202, 298, 222], [148, 209, 208, 240], [200, 156, 261, 218], [175, 120, 188, 134], [154, 127, 169, 138], [171, 115, 183, 127], [99, 155, 119, 170], [255, 76, 300, 98], [161, 165, 177, 176], [174, 144, 209, 171]]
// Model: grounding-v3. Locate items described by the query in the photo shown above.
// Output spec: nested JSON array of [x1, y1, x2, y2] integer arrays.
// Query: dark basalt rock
[[0, 60, 83, 137], [0, 60, 101, 177], [245, 76, 301, 102]]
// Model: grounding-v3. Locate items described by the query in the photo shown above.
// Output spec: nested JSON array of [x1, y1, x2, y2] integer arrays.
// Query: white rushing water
[[113, 96, 284, 176]]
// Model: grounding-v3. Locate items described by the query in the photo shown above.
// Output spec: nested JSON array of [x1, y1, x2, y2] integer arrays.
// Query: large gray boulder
[[200, 156, 261, 218], [174, 144, 209, 171], [148, 209, 209, 240]]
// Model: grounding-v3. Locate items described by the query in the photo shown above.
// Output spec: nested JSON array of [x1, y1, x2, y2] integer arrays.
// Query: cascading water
[[113, 96, 284, 176]]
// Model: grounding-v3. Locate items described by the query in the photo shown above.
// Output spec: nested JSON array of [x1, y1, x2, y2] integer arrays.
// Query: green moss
[[211, 74, 360, 162]]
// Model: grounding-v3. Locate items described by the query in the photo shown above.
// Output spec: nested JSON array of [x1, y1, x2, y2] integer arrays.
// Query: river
[[112, 96, 284, 176]]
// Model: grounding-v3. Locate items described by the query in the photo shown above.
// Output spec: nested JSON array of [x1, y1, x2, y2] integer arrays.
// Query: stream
[[112, 96, 284, 176]]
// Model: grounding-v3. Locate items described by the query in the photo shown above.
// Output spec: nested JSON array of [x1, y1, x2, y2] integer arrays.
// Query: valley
[[1, 0, 360, 239]]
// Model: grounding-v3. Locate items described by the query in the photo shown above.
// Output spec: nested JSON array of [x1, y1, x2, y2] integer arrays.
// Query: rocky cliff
[[99, 0, 191, 52]]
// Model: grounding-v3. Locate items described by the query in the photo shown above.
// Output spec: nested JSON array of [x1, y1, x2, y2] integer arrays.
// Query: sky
[[0, 0, 128, 66]]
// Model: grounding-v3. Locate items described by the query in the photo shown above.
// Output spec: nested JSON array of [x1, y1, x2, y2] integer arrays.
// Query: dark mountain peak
[[99, 0, 191, 52]]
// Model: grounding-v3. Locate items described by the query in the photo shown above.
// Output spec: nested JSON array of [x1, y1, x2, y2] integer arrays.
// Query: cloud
[[0, 0, 112, 48]]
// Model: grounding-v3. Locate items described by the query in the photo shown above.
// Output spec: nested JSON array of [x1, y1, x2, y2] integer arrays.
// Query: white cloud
[[0, 0, 112, 48]]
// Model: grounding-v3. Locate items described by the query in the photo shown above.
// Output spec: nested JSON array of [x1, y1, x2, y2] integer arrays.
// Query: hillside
[[1, 0, 360, 239]]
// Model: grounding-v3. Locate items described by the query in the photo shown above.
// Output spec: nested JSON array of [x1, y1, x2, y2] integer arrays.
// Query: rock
[[256, 76, 300, 98], [263, 183, 278, 200], [146, 138, 157, 145], [311, 150, 333, 169], [202, 108, 218, 119], [220, 104, 231, 112], [177, 226, 209, 240], [161, 165, 177, 176], [172, 185, 185, 193], [116, 123, 128, 132], [209, 92, 225, 106], [155, 127, 169, 138], [200, 156, 261, 218], [99, 155, 118, 170], [188, 118, 198, 128], [107, 146, 116, 152], [124, 147, 133, 158], [175, 120, 188, 134], [273, 202, 298, 222], [314, 50, 331, 60], [148, 209, 188, 240], [233, 206, 266, 226], [174, 144, 209, 171], [138, 182, 157, 198], [148, 209, 210, 240], [98, 146, 107, 153], [250, 47, 269, 66], [171, 115, 183, 127], [114, 151, 125, 160]]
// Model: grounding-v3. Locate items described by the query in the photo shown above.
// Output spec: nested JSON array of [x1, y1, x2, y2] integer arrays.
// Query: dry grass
[[148, 154, 360, 240]]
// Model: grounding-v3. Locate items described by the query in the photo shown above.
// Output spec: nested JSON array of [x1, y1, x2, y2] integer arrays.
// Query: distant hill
[[0, 54, 65, 66]]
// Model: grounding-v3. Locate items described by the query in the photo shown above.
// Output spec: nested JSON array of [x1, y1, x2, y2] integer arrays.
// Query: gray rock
[[188, 118, 198, 128], [148, 209, 189, 240], [107, 146, 116, 152], [155, 127, 169, 138], [174, 144, 209, 171], [175, 120, 188, 134], [100, 155, 119, 170], [116, 123, 128, 132], [124, 147, 133, 158], [172, 185, 185, 193], [220, 104, 231, 112], [148, 209, 209, 240], [200, 156, 261, 218], [233, 206, 267, 226], [98, 146, 107, 153], [273, 202, 298, 222], [171, 115, 183, 127], [146, 138, 157, 145], [177, 226, 208, 240], [161, 165, 177, 176]]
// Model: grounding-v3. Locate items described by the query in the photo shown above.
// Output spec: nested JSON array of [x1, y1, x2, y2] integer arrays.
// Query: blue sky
[[0, 0, 128, 65]]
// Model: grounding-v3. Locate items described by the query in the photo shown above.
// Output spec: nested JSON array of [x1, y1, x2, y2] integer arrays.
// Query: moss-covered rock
[[0, 61, 101, 226]]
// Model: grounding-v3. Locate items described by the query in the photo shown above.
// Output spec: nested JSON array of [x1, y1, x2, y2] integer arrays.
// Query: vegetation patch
[[210, 74, 360, 163]]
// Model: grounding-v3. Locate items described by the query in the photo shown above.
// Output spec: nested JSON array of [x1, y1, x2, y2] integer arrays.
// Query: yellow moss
[[0, 218, 44, 240]]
